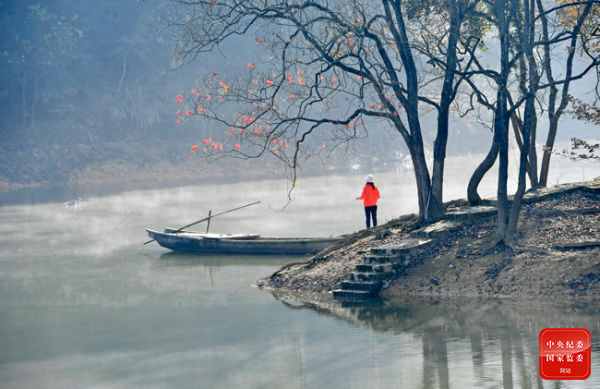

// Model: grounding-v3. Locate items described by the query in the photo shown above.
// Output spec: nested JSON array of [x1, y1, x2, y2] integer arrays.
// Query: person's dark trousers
[[364, 205, 377, 228]]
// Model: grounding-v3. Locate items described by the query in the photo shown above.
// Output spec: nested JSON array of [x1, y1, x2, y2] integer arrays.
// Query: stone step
[[356, 264, 372, 272], [443, 205, 497, 223], [356, 263, 393, 273], [341, 280, 383, 291], [332, 289, 375, 300], [409, 220, 462, 240], [350, 271, 393, 282], [370, 238, 434, 257], [364, 254, 405, 264], [521, 184, 582, 203]]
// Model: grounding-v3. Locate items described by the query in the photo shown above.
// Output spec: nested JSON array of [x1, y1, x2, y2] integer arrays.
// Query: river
[[1, 158, 600, 388]]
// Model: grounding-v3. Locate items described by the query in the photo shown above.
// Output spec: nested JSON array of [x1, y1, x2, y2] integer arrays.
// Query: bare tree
[[169, 0, 484, 223], [465, 0, 597, 248], [468, 0, 598, 199], [536, 0, 599, 187]]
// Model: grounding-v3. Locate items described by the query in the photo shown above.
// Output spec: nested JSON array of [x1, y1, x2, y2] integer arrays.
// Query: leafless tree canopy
[[168, 0, 599, 244], [170, 0, 486, 221]]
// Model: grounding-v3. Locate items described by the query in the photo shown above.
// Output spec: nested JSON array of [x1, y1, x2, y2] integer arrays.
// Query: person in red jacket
[[356, 174, 380, 229]]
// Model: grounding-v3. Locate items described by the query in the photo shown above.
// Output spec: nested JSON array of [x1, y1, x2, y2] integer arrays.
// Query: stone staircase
[[332, 205, 497, 301], [332, 238, 434, 300]]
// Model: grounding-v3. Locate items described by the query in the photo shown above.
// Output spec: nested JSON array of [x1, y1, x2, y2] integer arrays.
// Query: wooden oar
[[144, 200, 261, 245]]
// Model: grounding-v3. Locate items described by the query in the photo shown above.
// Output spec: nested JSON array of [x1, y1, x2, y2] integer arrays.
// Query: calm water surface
[[1, 163, 600, 388]]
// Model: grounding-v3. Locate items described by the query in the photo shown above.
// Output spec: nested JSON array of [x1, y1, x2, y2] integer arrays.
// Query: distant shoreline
[[0, 160, 398, 206]]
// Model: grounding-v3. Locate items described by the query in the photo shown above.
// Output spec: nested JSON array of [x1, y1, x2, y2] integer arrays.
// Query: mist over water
[[2, 0, 599, 385], [1, 155, 600, 388]]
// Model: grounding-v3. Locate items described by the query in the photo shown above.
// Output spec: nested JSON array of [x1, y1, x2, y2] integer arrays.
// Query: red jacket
[[359, 184, 380, 207]]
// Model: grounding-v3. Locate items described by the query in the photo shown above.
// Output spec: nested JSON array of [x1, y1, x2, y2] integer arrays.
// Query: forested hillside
[[0, 0, 485, 191], [0, 1, 193, 188]]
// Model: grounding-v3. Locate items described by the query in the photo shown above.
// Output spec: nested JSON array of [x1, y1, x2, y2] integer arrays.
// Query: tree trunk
[[513, 8, 539, 190], [496, 104, 510, 242], [430, 112, 448, 219], [388, 0, 443, 223], [527, 119, 538, 188], [404, 110, 438, 222], [509, 112, 537, 188], [507, 0, 539, 242], [467, 130, 499, 205], [429, 0, 462, 222], [412, 146, 435, 222], [538, 118, 558, 187], [508, 99, 534, 239], [494, 0, 511, 244]]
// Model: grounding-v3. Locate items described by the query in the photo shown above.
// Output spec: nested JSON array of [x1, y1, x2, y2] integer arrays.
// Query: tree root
[[506, 241, 549, 254], [478, 236, 549, 255]]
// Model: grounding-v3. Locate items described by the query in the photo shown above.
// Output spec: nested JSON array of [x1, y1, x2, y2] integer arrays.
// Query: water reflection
[[157, 251, 305, 268], [270, 293, 600, 388], [3, 160, 600, 388], [156, 251, 308, 287]]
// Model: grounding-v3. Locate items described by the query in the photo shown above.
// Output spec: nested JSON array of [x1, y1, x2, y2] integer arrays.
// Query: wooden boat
[[145, 228, 343, 255]]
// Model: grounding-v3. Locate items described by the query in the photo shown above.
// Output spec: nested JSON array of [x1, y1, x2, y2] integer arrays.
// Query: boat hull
[[146, 229, 342, 255]]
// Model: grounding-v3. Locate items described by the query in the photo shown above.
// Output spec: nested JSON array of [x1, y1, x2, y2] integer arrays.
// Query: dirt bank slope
[[258, 178, 600, 300]]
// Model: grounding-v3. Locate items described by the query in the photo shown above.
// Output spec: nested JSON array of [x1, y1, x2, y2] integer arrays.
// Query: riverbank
[[258, 177, 600, 300]]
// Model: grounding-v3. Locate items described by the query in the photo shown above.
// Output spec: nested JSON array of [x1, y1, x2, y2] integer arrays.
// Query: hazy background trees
[[0, 0, 430, 190], [0, 0, 211, 189]]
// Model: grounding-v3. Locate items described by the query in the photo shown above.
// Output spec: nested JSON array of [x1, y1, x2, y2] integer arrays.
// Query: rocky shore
[[257, 177, 600, 301]]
